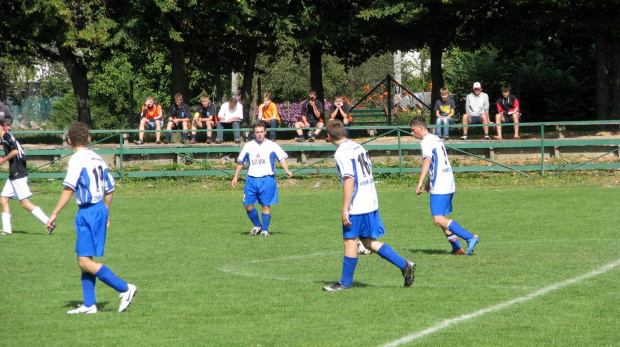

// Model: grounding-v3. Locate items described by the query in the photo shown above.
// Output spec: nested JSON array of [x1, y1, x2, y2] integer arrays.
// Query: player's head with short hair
[[440, 87, 449, 96], [200, 94, 210, 102], [253, 120, 266, 131], [68, 122, 90, 147], [228, 98, 237, 109], [410, 116, 429, 140], [501, 84, 511, 93], [410, 116, 428, 129], [327, 120, 346, 141], [263, 93, 272, 101]]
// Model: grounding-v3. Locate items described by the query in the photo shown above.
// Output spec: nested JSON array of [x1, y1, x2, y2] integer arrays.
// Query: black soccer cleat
[[402, 260, 416, 287]]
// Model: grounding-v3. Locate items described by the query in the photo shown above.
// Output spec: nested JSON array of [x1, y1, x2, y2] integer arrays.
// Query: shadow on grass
[[65, 300, 111, 311], [407, 248, 450, 255]]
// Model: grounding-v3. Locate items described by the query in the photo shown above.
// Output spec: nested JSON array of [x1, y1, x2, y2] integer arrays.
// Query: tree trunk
[[595, 35, 610, 121], [430, 44, 444, 121], [241, 37, 258, 126], [170, 40, 187, 103], [214, 70, 223, 104], [309, 44, 324, 106], [610, 38, 620, 120], [57, 44, 91, 127]]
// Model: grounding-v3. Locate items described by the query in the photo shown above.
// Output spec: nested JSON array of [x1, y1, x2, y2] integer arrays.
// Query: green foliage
[[49, 92, 109, 130]]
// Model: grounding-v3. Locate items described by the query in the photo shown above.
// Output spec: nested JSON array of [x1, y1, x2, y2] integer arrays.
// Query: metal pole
[[129, 80, 135, 138], [540, 124, 545, 176], [386, 74, 392, 125], [398, 127, 403, 177], [119, 132, 124, 178]]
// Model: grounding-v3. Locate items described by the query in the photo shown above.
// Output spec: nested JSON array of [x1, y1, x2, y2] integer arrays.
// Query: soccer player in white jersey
[[46, 122, 137, 314], [411, 116, 480, 255], [0, 115, 53, 236], [323, 120, 415, 291], [232, 121, 292, 237]]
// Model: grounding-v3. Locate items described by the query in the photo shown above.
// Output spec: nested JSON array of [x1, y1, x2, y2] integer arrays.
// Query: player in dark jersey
[[0, 115, 53, 235]]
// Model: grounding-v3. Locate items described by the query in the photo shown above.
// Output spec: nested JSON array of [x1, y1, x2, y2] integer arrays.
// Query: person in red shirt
[[494, 85, 521, 140]]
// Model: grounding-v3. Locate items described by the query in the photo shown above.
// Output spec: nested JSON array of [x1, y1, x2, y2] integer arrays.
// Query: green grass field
[[1, 180, 619, 346]]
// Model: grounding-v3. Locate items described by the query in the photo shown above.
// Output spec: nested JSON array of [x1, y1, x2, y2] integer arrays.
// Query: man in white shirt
[[461, 82, 491, 140], [411, 116, 480, 255], [322, 120, 415, 291], [232, 121, 292, 237], [216, 98, 243, 144]]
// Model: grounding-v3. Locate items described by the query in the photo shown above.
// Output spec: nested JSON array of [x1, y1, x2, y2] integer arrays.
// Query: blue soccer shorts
[[75, 202, 109, 257], [343, 210, 386, 239], [430, 193, 453, 217], [243, 175, 278, 206]]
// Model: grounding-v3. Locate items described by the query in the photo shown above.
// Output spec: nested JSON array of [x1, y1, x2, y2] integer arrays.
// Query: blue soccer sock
[[262, 213, 272, 231], [446, 234, 462, 252], [344, 124, 350, 138], [340, 256, 358, 287], [165, 133, 171, 141], [377, 244, 407, 270], [447, 220, 475, 240], [246, 208, 262, 228], [81, 272, 97, 307], [95, 265, 129, 293], [182, 133, 188, 140]]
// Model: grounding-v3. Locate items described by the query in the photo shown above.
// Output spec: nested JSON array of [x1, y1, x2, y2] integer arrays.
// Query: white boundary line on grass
[[382, 257, 620, 347]]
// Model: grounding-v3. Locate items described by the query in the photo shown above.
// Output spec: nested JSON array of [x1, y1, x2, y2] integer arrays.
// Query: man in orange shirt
[[135, 95, 163, 145], [257, 93, 280, 141]]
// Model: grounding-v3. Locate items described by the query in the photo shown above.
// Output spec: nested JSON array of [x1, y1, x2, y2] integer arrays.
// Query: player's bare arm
[[279, 159, 293, 178], [231, 163, 244, 187], [417, 158, 432, 195], [46, 187, 75, 229], [0, 149, 18, 165], [342, 177, 354, 226]]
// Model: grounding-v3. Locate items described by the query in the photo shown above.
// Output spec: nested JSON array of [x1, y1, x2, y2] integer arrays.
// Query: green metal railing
[[8, 120, 620, 179]]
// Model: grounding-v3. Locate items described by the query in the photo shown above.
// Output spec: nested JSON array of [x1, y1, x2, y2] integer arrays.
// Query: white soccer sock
[[2, 212, 12, 233], [31, 206, 49, 224]]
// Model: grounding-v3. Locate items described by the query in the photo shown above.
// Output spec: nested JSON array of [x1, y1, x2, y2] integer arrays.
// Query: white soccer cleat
[[118, 284, 137, 312], [248, 226, 262, 236], [67, 304, 98, 314]]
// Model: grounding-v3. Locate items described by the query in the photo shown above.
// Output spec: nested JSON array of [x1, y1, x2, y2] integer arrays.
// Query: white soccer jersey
[[63, 148, 115, 205], [420, 133, 455, 195], [237, 139, 288, 177], [334, 140, 379, 215]]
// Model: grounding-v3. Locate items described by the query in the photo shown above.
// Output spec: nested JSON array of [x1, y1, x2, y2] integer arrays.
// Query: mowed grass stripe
[[0, 184, 618, 346]]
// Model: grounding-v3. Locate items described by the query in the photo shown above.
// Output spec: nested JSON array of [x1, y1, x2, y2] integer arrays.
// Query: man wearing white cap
[[461, 82, 490, 140]]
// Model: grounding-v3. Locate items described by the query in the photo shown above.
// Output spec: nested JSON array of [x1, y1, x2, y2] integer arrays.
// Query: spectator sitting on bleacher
[[295, 90, 324, 142], [215, 98, 243, 144], [328, 95, 351, 140], [164, 93, 191, 144], [493, 84, 521, 140], [257, 93, 280, 141], [461, 82, 491, 140], [190, 95, 217, 144], [135, 95, 163, 145], [434, 88, 455, 140]]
